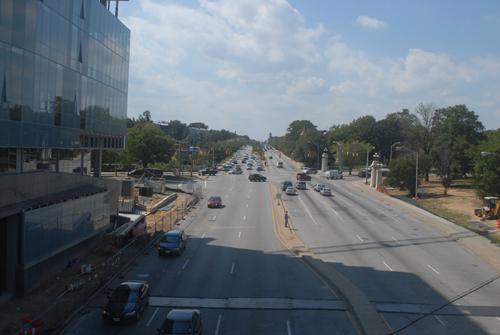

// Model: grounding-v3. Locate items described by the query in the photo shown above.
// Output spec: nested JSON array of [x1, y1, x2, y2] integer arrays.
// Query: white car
[[314, 184, 326, 192], [229, 169, 243, 174]]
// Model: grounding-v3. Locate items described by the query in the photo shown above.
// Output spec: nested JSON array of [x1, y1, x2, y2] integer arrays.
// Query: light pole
[[309, 141, 320, 169], [333, 141, 342, 171], [390, 142, 401, 162], [397, 147, 419, 201], [481, 151, 500, 158]]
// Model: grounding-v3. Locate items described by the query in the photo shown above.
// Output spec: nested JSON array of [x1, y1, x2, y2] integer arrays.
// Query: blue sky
[[118, 0, 500, 140]]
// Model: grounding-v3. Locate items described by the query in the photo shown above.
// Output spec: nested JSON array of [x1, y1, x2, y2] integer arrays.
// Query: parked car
[[207, 196, 222, 208], [285, 187, 298, 195], [314, 184, 326, 192], [103, 280, 150, 323], [280, 180, 293, 191], [295, 181, 306, 189], [325, 170, 343, 180], [249, 174, 266, 181], [157, 309, 202, 335], [303, 168, 318, 174], [296, 172, 311, 181], [158, 230, 187, 257], [320, 188, 332, 196]]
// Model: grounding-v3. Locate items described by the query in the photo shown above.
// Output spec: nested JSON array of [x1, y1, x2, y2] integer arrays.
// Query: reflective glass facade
[[23, 190, 110, 263], [0, 0, 129, 150]]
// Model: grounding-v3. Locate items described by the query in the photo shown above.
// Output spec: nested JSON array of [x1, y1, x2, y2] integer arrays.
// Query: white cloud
[[286, 77, 326, 95], [355, 15, 388, 30], [329, 81, 364, 94]]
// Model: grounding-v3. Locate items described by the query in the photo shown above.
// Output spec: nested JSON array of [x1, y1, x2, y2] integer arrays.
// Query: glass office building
[[0, 0, 129, 173], [0, 0, 130, 298]]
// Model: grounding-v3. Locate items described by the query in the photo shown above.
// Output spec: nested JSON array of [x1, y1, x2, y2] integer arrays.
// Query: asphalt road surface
[[63, 146, 500, 335]]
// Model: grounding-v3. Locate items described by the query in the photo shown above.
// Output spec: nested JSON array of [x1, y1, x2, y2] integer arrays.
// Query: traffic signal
[[279, 152, 281, 158], [308, 152, 312, 157], [261, 152, 264, 157]]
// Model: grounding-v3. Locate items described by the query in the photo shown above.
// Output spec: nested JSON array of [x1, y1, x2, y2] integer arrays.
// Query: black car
[[248, 174, 266, 182], [158, 309, 202, 335], [103, 280, 150, 323], [280, 180, 293, 190], [159, 230, 187, 256]]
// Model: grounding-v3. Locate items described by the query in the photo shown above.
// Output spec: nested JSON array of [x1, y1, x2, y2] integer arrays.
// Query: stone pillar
[[370, 161, 382, 188], [321, 153, 329, 172]]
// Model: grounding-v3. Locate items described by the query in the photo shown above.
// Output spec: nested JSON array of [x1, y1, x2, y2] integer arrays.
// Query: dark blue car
[[159, 230, 187, 257]]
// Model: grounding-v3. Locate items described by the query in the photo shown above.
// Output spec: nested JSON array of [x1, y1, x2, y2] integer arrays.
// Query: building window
[[78, 39, 84, 63], [81, 0, 86, 20]]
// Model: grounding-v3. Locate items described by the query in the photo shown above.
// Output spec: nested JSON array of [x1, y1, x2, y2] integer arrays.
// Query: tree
[[189, 122, 209, 129], [430, 143, 455, 195], [383, 156, 421, 196], [471, 130, 500, 199], [137, 110, 152, 124], [168, 120, 188, 140], [124, 123, 175, 168]]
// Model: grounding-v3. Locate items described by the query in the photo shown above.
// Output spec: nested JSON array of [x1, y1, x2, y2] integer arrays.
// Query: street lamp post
[[333, 141, 342, 171], [397, 147, 419, 201], [390, 142, 401, 162], [481, 151, 500, 158], [309, 141, 320, 169]]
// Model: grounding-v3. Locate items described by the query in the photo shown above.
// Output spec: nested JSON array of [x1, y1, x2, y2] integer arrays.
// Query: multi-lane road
[[63, 146, 500, 334]]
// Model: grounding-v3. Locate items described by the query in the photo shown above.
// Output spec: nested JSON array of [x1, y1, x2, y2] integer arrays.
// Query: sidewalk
[[350, 180, 500, 274]]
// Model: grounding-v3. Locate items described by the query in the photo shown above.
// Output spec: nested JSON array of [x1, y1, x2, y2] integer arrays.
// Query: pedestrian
[[284, 211, 289, 227]]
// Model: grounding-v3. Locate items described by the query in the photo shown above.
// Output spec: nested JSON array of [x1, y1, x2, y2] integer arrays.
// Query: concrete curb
[[270, 185, 391, 335]]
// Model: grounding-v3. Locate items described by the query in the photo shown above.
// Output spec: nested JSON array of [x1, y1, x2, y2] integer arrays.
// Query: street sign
[[276, 194, 281, 199]]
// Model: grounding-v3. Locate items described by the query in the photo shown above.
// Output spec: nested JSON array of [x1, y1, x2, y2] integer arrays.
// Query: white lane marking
[[226, 195, 228, 198], [146, 307, 160, 327], [298, 196, 318, 225], [231, 263, 235, 274], [238, 232, 241, 238], [213, 216, 217, 220], [383, 262, 393, 272], [204, 180, 207, 189], [496, 317, 500, 321], [320, 198, 345, 223], [246, 204, 248, 208], [427, 264, 441, 275], [201, 233, 206, 239], [392, 237, 401, 244], [287, 320, 291, 335], [357, 235, 363, 242], [243, 216, 246, 220], [215, 314, 222, 335], [250, 189, 252, 192], [434, 315, 446, 326], [182, 260, 189, 270]]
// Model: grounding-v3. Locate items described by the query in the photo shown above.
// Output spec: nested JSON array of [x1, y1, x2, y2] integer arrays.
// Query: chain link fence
[[16, 185, 203, 335]]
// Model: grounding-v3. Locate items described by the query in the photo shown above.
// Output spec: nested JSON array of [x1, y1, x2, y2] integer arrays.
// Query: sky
[[117, 0, 500, 140]]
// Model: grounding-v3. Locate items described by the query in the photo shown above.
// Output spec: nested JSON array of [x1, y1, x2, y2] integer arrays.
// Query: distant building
[[0, 0, 130, 299]]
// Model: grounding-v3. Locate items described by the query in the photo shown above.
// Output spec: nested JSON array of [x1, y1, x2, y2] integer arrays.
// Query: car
[[157, 309, 202, 335], [198, 168, 218, 176], [276, 161, 284, 168], [249, 174, 266, 181], [325, 170, 343, 179], [296, 172, 311, 181], [269, 155, 273, 159], [280, 180, 293, 191], [127, 169, 144, 176], [246, 165, 253, 170], [382, 164, 387, 168], [358, 170, 366, 177], [223, 166, 230, 171], [303, 168, 318, 174], [229, 169, 243, 174], [103, 280, 150, 323], [285, 187, 298, 195], [158, 230, 187, 256], [314, 184, 326, 192], [367, 166, 372, 172], [256, 166, 264, 171], [207, 196, 222, 208], [242, 159, 247, 163], [320, 188, 332, 196], [295, 181, 306, 189]]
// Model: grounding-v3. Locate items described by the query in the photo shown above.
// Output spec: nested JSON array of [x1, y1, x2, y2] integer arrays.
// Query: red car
[[207, 196, 222, 208], [296, 172, 311, 181]]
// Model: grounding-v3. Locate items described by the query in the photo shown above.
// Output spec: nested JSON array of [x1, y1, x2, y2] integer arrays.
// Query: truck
[[325, 170, 343, 179], [475, 197, 500, 220], [198, 168, 218, 176]]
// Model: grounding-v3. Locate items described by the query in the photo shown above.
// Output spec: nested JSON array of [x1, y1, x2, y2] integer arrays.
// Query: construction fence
[[16, 186, 203, 335]]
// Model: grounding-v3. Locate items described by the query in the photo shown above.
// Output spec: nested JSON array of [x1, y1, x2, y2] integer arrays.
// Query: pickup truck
[[198, 168, 218, 176]]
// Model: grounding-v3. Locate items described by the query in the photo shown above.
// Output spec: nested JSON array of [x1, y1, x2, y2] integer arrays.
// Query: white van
[[276, 161, 284, 168], [325, 170, 343, 179]]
